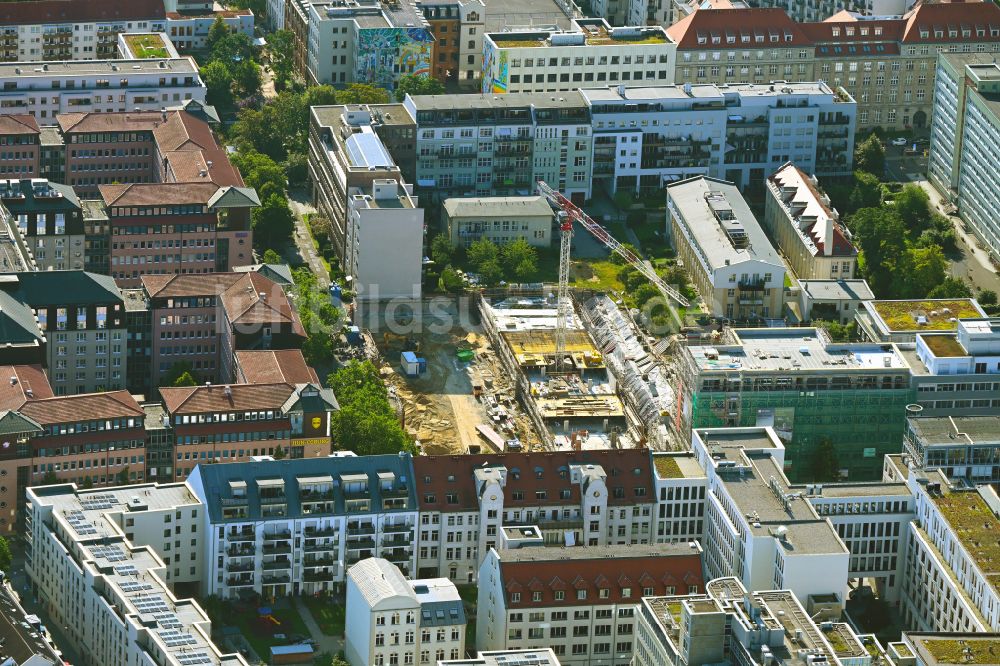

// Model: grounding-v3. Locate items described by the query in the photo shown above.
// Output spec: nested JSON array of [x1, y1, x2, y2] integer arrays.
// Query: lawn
[[125, 34, 169, 59], [202, 596, 311, 659], [301, 595, 346, 636]]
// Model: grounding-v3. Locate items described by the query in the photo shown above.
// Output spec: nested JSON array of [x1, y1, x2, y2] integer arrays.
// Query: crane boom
[[537, 181, 690, 308]]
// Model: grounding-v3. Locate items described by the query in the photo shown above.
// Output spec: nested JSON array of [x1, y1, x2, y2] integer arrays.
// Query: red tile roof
[[496, 546, 704, 609], [57, 111, 165, 135], [413, 449, 656, 512], [159, 382, 297, 415], [235, 350, 319, 385], [667, 8, 811, 49], [18, 390, 144, 426], [99, 182, 222, 207], [141, 273, 243, 299], [902, 1, 1000, 44], [221, 273, 306, 337], [0, 0, 165, 24], [0, 115, 40, 136], [0, 365, 52, 412], [768, 163, 856, 258]]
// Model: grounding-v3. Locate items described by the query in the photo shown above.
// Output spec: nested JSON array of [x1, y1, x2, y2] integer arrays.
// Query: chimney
[[822, 215, 834, 257]]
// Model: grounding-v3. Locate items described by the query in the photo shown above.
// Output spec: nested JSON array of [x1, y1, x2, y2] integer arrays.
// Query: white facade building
[[691, 427, 851, 604], [25, 482, 246, 666], [442, 196, 554, 248], [345, 558, 466, 666], [482, 19, 675, 95], [0, 58, 205, 121], [165, 10, 255, 52], [346, 179, 424, 302]]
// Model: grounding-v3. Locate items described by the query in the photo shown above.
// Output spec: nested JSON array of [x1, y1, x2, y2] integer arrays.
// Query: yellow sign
[[292, 437, 330, 448], [311, 417, 322, 429]]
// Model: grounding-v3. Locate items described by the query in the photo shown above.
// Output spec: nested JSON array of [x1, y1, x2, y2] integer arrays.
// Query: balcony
[[380, 486, 409, 499], [382, 534, 411, 547], [262, 543, 292, 555], [227, 545, 256, 557], [262, 573, 291, 585], [382, 522, 412, 534], [227, 576, 255, 587], [305, 539, 337, 552], [346, 523, 375, 536], [300, 489, 334, 503], [260, 495, 287, 506], [304, 568, 337, 582], [227, 530, 255, 542], [262, 558, 292, 571], [227, 560, 254, 573], [305, 526, 336, 537], [263, 530, 292, 541], [304, 556, 335, 567], [346, 537, 376, 550], [536, 518, 584, 530]]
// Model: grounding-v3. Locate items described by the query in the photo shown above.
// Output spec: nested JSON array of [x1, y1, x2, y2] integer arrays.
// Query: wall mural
[[482, 47, 507, 94], [356, 27, 434, 88]]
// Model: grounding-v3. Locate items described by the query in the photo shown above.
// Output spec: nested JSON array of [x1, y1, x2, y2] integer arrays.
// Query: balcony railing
[[262, 543, 292, 555], [305, 539, 337, 552], [227, 531, 255, 542], [383, 522, 412, 534], [304, 556, 335, 567], [262, 558, 292, 571], [227, 576, 255, 587], [305, 526, 336, 537], [263, 530, 292, 541], [227, 562, 254, 573], [304, 568, 337, 582], [262, 573, 291, 584], [346, 523, 375, 535], [227, 545, 256, 557], [346, 537, 376, 550]]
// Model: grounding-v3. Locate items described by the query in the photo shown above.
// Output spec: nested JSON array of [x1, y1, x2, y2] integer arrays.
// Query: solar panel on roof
[[119, 581, 152, 593], [154, 612, 183, 630], [159, 629, 198, 647], [115, 564, 139, 576], [132, 594, 169, 614], [177, 652, 212, 665]]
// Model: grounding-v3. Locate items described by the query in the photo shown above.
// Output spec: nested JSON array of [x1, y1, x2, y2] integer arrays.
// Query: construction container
[[346, 325, 361, 345], [456, 348, 475, 362], [401, 351, 426, 376]]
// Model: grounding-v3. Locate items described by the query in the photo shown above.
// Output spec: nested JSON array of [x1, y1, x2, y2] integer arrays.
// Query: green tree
[[0, 536, 11, 572], [173, 371, 198, 387], [854, 134, 886, 176], [284, 151, 309, 187], [927, 277, 971, 299], [893, 184, 933, 235], [846, 171, 883, 213], [272, 445, 286, 460], [394, 74, 446, 99], [440, 267, 465, 293], [206, 16, 229, 52], [116, 467, 130, 485], [233, 58, 262, 98], [252, 194, 296, 250], [201, 61, 234, 109], [467, 237, 499, 271], [479, 258, 504, 286], [210, 32, 254, 69], [609, 243, 641, 265], [268, 29, 296, 90], [41, 470, 59, 485], [501, 238, 538, 281], [231, 151, 286, 194], [337, 83, 391, 105], [430, 234, 454, 266], [262, 248, 283, 264], [810, 437, 840, 482], [305, 85, 339, 108], [850, 207, 908, 297], [161, 362, 197, 387], [978, 289, 998, 307], [81, 476, 94, 490], [326, 362, 413, 455], [330, 656, 351, 666], [905, 244, 948, 298]]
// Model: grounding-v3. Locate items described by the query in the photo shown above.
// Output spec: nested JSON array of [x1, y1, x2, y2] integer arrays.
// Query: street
[[286, 188, 330, 289], [884, 143, 928, 183]]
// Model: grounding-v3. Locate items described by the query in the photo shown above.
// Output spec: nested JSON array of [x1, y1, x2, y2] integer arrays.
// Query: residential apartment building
[[0, 0, 167, 62], [346, 179, 424, 302], [764, 162, 857, 280], [0, 115, 40, 178], [650, 451, 707, 545], [691, 427, 850, 603], [634, 578, 859, 666], [345, 558, 466, 666], [185, 454, 420, 599], [677, 328, 914, 481], [160, 381, 337, 478], [666, 3, 1000, 132], [0, 270, 127, 394], [304, 0, 434, 88], [165, 8, 255, 52], [902, 318, 1000, 417], [403, 93, 594, 203], [419, 0, 485, 91], [796, 278, 874, 324], [309, 105, 410, 259], [25, 482, 247, 666], [482, 19, 675, 95], [441, 651, 561, 666], [666, 177, 785, 321], [476, 543, 704, 665], [411, 449, 657, 584], [442, 196, 554, 248], [0, 58, 205, 122], [928, 53, 1000, 264], [592, 0, 672, 32], [140, 271, 306, 386], [2, 178, 84, 271], [903, 414, 1000, 487], [583, 81, 856, 195], [755, 0, 915, 23]]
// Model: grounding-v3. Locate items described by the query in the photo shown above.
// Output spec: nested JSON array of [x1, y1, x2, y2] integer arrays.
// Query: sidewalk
[[292, 596, 344, 657]]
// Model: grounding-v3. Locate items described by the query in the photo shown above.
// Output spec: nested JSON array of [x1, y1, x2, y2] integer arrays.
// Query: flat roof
[[799, 279, 874, 302], [407, 90, 587, 112], [907, 416, 1000, 446], [581, 80, 839, 103], [905, 633, 1000, 665], [500, 542, 696, 563], [667, 177, 782, 272], [932, 487, 1000, 596], [443, 196, 552, 218], [687, 328, 908, 373], [0, 58, 198, 78], [652, 453, 706, 480], [866, 299, 986, 333], [344, 127, 396, 169]]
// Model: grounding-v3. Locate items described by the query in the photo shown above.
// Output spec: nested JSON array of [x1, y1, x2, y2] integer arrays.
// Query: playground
[[203, 596, 312, 661]]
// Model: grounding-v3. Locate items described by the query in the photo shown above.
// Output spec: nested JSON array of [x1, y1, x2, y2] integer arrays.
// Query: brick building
[[0, 115, 40, 178]]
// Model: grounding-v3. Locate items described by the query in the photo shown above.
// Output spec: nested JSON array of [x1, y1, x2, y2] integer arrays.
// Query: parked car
[[890, 137, 908, 146]]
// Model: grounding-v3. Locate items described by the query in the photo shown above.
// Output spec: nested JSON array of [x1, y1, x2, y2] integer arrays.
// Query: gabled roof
[[0, 115, 40, 136], [0, 365, 52, 411], [0, 0, 165, 24], [0, 410, 42, 437], [6, 271, 121, 308], [141, 272, 243, 299], [233, 263, 295, 286], [413, 448, 656, 512], [667, 8, 811, 49], [221, 273, 306, 337], [0, 290, 43, 349], [901, 2, 1000, 44], [57, 111, 164, 135], [159, 382, 297, 415], [18, 390, 144, 426], [208, 186, 260, 208], [235, 350, 319, 384], [99, 182, 222, 207]]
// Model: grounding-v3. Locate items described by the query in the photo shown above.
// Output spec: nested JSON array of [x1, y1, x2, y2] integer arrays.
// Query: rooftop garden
[[590, 33, 667, 45], [871, 299, 982, 331], [654, 455, 684, 479], [125, 33, 169, 59], [923, 639, 1000, 664], [922, 334, 968, 358], [493, 38, 545, 47], [889, 642, 912, 658], [823, 627, 851, 655], [934, 490, 1000, 578]]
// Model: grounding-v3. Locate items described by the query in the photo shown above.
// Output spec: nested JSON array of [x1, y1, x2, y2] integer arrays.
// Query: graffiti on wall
[[482, 47, 507, 94], [356, 27, 434, 88]]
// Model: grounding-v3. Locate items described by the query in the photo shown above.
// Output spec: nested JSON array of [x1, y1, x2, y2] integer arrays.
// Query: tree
[[210, 32, 254, 69], [501, 238, 538, 281], [272, 445, 286, 460], [893, 184, 933, 235], [81, 476, 94, 490], [41, 470, 59, 485], [233, 58, 262, 99], [161, 362, 197, 387], [394, 74, 446, 99], [810, 437, 840, 482], [440, 267, 465, 293], [231, 151, 286, 195], [854, 134, 885, 176], [337, 83, 391, 105], [928, 277, 972, 299], [0, 536, 11, 572], [978, 289, 998, 307], [849, 207, 907, 297], [173, 371, 198, 387], [467, 237, 499, 271], [610, 243, 640, 265], [304, 85, 338, 109], [252, 194, 296, 251], [201, 61, 234, 109], [262, 248, 283, 264], [206, 16, 229, 52], [430, 234, 454, 266], [116, 467, 130, 485], [846, 171, 883, 213], [326, 362, 413, 455], [330, 657, 351, 666], [284, 151, 309, 187], [479, 258, 504, 286], [905, 244, 948, 298], [268, 29, 296, 90]]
